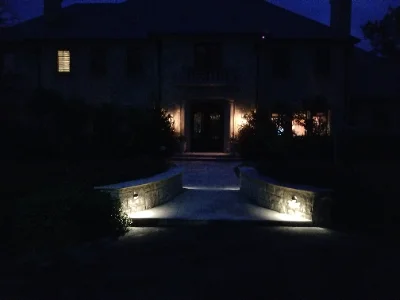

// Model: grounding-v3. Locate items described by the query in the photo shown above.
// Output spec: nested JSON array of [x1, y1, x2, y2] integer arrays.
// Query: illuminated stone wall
[[239, 167, 333, 226], [95, 167, 183, 218]]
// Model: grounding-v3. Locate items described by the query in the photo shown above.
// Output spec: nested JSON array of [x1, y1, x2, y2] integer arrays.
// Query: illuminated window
[[271, 113, 285, 135], [292, 112, 307, 136], [57, 50, 70, 73], [312, 112, 330, 135]]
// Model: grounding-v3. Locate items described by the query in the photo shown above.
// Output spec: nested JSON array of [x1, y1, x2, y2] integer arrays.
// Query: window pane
[[292, 112, 307, 136], [272, 47, 290, 78], [57, 50, 70, 73], [314, 46, 330, 76], [126, 46, 142, 75], [91, 47, 107, 75], [194, 43, 222, 70]]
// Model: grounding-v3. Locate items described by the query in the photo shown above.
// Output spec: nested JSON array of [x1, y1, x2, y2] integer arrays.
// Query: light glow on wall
[[166, 108, 182, 134], [234, 109, 249, 137]]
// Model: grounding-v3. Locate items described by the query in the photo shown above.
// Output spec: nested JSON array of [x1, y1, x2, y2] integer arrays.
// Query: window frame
[[57, 49, 71, 74], [314, 46, 331, 77], [90, 46, 108, 76], [126, 46, 143, 76], [194, 43, 222, 70], [271, 46, 291, 79]]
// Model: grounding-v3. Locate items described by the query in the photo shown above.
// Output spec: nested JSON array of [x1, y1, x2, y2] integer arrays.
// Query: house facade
[[1, 0, 369, 152]]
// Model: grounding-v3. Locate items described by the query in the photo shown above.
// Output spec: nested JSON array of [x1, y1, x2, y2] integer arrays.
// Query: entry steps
[[171, 152, 243, 162]]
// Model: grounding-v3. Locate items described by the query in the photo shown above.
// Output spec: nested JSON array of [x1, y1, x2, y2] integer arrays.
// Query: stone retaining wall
[[239, 167, 333, 226], [94, 166, 183, 217]]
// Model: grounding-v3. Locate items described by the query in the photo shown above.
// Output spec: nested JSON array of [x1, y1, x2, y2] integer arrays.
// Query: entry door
[[191, 102, 224, 152]]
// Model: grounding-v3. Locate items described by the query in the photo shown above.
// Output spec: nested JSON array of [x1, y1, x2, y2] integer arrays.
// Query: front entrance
[[191, 102, 225, 152]]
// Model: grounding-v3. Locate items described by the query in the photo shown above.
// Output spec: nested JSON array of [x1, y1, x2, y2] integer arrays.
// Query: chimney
[[44, 0, 62, 23], [329, 0, 352, 37]]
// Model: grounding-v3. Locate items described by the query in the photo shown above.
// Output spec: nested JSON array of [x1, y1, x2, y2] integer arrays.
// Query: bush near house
[[236, 108, 334, 187], [236, 107, 398, 234], [0, 88, 177, 257]]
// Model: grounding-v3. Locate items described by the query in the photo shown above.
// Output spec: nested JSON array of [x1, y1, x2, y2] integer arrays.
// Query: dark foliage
[[361, 6, 400, 59], [1, 88, 178, 161], [5, 183, 129, 256], [236, 109, 279, 160], [0, 88, 177, 256]]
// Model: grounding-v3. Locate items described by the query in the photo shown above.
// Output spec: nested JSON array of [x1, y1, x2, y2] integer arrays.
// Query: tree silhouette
[[361, 5, 400, 59]]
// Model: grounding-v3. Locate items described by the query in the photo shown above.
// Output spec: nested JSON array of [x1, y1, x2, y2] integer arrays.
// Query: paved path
[[130, 161, 309, 222]]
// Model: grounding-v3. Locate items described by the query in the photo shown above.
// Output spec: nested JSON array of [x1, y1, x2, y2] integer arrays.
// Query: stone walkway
[[130, 161, 310, 222]]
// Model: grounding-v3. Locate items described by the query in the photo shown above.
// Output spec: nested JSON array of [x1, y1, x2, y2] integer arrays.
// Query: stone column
[[185, 100, 191, 152], [223, 100, 231, 153]]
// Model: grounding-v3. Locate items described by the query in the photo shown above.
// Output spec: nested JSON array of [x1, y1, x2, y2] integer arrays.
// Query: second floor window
[[271, 47, 291, 79], [126, 46, 143, 76], [314, 46, 331, 76], [57, 50, 70, 73], [194, 43, 222, 70], [90, 47, 107, 75]]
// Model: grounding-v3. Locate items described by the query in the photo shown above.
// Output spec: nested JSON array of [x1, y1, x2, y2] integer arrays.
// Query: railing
[[175, 67, 237, 86]]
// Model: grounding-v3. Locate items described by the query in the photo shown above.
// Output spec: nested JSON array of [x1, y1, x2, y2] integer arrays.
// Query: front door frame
[[185, 98, 232, 153]]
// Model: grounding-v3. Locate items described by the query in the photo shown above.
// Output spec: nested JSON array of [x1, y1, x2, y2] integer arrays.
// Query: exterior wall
[[10, 41, 158, 108], [40, 42, 157, 107], [7, 36, 348, 151], [160, 36, 258, 151], [258, 41, 345, 115]]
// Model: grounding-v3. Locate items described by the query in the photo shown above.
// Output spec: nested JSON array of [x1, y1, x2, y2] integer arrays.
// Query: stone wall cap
[[94, 165, 184, 190], [239, 166, 333, 193]]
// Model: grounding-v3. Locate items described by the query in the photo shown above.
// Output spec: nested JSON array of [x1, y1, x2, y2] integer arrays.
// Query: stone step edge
[[129, 218, 315, 227]]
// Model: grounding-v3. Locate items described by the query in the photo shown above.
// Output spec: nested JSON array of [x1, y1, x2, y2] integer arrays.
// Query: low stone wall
[[94, 166, 183, 217], [239, 167, 333, 226]]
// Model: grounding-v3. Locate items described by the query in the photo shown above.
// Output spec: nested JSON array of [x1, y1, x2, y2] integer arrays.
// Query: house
[[347, 48, 400, 135], [1, 0, 394, 153]]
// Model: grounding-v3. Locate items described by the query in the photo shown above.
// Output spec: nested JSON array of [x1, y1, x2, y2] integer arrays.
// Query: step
[[171, 154, 243, 162]]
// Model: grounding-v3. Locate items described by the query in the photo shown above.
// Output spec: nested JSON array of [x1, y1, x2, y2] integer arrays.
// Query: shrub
[[5, 88, 178, 161], [236, 109, 278, 160], [331, 163, 390, 233], [7, 183, 129, 256]]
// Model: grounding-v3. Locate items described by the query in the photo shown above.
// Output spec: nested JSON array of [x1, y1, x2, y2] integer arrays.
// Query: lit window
[[57, 50, 70, 73], [312, 112, 330, 135], [271, 113, 285, 135], [292, 112, 307, 136]]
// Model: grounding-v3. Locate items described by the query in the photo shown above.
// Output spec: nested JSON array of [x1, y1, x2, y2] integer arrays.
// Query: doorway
[[191, 102, 225, 152]]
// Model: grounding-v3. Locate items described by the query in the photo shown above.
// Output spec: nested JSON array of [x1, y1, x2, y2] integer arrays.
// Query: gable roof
[[1, 0, 360, 42]]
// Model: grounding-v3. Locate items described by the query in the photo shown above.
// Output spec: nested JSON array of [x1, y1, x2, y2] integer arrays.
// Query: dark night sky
[[5, 0, 400, 50]]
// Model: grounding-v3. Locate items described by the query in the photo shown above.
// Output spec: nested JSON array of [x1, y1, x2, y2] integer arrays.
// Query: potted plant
[[229, 135, 238, 156], [177, 135, 187, 153]]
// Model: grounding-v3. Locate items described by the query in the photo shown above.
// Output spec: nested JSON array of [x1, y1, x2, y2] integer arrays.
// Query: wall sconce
[[133, 193, 139, 200], [288, 195, 300, 210]]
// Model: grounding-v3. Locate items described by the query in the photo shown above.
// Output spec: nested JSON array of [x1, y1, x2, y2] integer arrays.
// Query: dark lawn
[[2, 225, 398, 300]]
